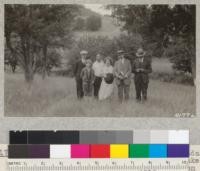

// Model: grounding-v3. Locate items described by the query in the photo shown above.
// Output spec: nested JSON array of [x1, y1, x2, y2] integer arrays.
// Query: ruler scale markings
[[7, 159, 190, 171]]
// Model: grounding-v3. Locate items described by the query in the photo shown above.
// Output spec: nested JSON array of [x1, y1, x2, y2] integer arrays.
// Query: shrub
[[165, 37, 195, 74], [74, 17, 85, 30], [86, 15, 102, 31], [150, 72, 194, 85]]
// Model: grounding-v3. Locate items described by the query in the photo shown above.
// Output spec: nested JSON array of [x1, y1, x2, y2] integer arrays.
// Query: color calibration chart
[[9, 130, 189, 159], [0, 130, 199, 171]]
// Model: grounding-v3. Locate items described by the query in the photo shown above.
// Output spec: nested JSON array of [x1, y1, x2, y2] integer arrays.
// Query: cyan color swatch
[[149, 144, 167, 158]]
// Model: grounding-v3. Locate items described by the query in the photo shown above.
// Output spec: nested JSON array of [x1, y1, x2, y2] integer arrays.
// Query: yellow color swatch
[[110, 144, 129, 158]]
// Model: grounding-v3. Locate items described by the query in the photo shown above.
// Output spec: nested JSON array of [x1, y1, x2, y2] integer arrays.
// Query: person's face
[[96, 54, 102, 62], [86, 62, 91, 68], [81, 54, 87, 60], [118, 54, 124, 59], [105, 59, 111, 66]]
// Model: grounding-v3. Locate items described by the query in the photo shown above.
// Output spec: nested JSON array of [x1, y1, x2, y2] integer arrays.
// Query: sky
[[84, 4, 112, 15]]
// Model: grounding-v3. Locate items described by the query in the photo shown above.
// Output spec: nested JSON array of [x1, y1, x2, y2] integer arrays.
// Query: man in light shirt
[[92, 53, 104, 99]]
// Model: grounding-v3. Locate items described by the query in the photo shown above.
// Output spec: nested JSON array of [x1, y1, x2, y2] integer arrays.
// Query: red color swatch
[[90, 144, 110, 158]]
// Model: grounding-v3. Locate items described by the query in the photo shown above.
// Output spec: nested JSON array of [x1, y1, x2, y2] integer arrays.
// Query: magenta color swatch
[[71, 144, 90, 158]]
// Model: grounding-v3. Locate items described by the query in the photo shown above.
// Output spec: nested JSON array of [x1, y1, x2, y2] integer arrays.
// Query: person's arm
[[92, 63, 95, 71], [91, 69, 95, 84], [80, 68, 84, 79], [113, 62, 119, 78], [101, 66, 106, 78], [111, 66, 114, 74], [132, 59, 136, 73], [125, 60, 132, 77]]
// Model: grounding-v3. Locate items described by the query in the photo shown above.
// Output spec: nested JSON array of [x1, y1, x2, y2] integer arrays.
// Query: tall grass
[[5, 73, 195, 117]]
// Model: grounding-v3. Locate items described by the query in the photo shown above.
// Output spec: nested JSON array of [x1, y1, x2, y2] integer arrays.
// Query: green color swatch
[[129, 144, 149, 158]]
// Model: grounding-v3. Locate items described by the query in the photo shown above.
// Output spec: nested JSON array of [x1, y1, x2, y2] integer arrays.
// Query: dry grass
[[5, 72, 195, 117]]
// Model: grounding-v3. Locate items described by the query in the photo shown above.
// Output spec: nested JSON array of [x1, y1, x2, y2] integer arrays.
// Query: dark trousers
[[83, 82, 93, 96], [117, 81, 130, 103], [134, 75, 148, 101], [76, 78, 84, 99], [93, 76, 102, 98]]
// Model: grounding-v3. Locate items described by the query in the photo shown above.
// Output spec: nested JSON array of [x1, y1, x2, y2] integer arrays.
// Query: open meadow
[[4, 5, 196, 117], [5, 71, 195, 117]]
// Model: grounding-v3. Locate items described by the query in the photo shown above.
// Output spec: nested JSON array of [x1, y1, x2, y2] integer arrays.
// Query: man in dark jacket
[[132, 48, 152, 101], [74, 50, 87, 99]]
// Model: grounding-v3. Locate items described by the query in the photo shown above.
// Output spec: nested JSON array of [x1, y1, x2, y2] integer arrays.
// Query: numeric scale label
[[7, 158, 189, 171], [0, 145, 200, 171]]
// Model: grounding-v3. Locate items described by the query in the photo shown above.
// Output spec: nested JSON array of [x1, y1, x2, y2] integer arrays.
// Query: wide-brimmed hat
[[117, 50, 125, 54], [80, 50, 88, 55], [136, 48, 146, 57]]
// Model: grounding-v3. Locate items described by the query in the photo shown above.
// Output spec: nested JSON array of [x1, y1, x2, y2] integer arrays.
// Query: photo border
[[0, 0, 199, 144]]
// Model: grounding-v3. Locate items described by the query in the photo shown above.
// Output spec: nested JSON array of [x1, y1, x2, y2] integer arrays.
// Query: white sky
[[84, 4, 112, 15]]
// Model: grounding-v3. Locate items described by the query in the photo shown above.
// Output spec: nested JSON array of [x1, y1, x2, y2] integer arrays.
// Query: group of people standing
[[73, 48, 152, 103]]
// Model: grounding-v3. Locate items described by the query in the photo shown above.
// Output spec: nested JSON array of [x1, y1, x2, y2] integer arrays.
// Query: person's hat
[[80, 50, 88, 55], [117, 50, 125, 54], [136, 48, 146, 57]]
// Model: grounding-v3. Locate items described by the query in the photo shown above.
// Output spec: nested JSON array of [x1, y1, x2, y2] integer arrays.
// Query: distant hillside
[[79, 6, 100, 18], [74, 6, 123, 39]]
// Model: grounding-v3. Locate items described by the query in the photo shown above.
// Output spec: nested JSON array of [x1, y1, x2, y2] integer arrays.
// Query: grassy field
[[5, 71, 195, 117], [152, 58, 173, 74]]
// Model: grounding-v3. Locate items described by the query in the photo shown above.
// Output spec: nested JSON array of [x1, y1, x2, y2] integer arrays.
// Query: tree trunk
[[24, 64, 34, 84], [42, 45, 47, 80], [21, 36, 34, 84]]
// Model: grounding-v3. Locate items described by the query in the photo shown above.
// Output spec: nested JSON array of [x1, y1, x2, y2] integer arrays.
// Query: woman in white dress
[[99, 57, 114, 100]]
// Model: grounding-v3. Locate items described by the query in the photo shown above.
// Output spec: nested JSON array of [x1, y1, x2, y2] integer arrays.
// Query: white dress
[[99, 65, 114, 100]]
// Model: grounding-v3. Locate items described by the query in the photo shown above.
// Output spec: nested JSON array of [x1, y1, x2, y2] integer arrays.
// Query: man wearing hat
[[74, 50, 88, 99], [132, 48, 152, 101], [114, 50, 132, 103]]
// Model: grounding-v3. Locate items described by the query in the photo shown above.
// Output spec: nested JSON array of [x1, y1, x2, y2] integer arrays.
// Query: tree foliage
[[5, 4, 79, 82], [107, 5, 196, 80], [74, 17, 85, 30], [86, 15, 102, 31]]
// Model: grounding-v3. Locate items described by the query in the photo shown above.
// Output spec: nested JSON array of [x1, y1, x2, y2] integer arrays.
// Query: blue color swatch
[[149, 144, 167, 158]]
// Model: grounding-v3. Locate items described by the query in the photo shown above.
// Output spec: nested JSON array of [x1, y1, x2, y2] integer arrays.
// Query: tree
[[107, 5, 196, 83], [74, 17, 85, 30], [86, 15, 102, 31], [5, 4, 79, 83], [150, 5, 196, 82]]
